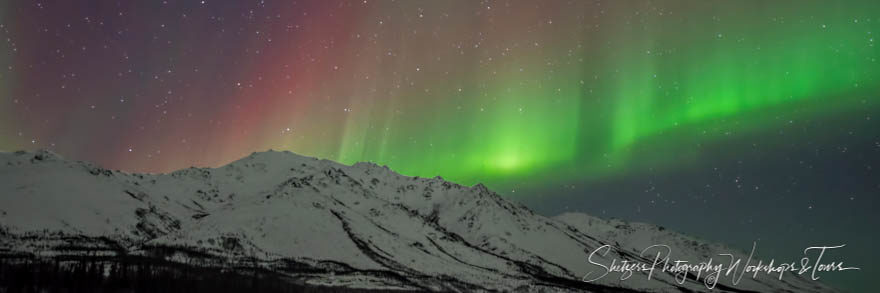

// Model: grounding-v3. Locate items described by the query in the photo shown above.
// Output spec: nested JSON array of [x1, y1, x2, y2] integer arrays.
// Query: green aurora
[[1, 2, 877, 292], [328, 2, 878, 190]]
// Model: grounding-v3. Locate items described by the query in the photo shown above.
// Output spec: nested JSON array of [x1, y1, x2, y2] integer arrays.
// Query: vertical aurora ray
[[2, 0, 878, 188], [312, 1, 879, 188], [585, 2, 878, 178], [3, 3, 877, 291], [585, 2, 879, 181]]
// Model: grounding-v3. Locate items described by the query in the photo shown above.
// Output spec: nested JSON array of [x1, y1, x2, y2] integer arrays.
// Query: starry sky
[[1, 1, 878, 291]]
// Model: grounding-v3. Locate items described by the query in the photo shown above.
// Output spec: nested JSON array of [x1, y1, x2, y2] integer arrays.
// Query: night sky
[[1, 1, 877, 291]]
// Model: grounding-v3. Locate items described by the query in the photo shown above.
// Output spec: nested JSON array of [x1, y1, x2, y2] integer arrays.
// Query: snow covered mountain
[[0, 149, 836, 292]]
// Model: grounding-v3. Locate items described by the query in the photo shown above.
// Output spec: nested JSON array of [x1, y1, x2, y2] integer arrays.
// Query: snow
[[0, 149, 837, 292]]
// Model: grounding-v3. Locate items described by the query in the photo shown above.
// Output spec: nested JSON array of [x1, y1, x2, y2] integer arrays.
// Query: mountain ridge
[[0, 149, 835, 292]]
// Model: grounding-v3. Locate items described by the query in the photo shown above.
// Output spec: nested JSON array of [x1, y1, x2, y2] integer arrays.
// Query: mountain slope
[[0, 150, 836, 292]]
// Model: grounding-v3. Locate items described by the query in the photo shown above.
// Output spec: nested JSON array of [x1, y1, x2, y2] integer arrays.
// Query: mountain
[[0, 149, 835, 292]]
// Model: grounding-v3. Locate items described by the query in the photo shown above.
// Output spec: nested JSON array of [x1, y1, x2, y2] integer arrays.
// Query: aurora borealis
[[1, 1, 878, 291]]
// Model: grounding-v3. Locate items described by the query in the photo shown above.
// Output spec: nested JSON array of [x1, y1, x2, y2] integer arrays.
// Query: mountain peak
[[33, 149, 62, 160], [0, 150, 838, 293], [1, 148, 64, 164]]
